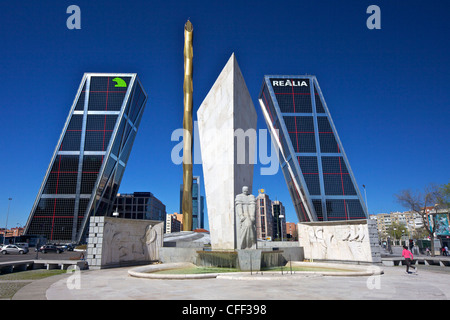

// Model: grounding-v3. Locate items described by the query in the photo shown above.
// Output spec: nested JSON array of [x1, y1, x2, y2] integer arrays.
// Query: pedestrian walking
[[402, 245, 417, 274]]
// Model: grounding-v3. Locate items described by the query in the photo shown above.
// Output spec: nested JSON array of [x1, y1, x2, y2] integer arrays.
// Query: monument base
[[196, 250, 238, 268], [237, 249, 262, 271], [159, 235, 304, 271], [194, 249, 285, 271]]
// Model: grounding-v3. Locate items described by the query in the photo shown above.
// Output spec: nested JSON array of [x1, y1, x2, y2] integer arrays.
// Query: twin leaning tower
[[24, 21, 368, 247]]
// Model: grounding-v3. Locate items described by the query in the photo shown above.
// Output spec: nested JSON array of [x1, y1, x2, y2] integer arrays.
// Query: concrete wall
[[298, 219, 381, 263], [86, 217, 164, 269], [257, 241, 304, 262], [159, 247, 199, 264]]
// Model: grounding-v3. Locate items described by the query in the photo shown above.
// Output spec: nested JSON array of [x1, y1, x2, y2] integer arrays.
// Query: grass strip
[[153, 266, 350, 274], [0, 282, 31, 299], [154, 267, 239, 274], [0, 269, 67, 281]]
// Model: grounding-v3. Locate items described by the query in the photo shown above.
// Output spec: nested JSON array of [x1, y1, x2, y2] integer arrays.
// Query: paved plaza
[[10, 263, 450, 300]]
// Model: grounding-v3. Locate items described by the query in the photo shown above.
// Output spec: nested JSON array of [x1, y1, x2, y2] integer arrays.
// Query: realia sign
[[271, 79, 308, 87]]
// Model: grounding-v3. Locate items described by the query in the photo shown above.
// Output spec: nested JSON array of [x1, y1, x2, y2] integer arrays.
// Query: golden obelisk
[[182, 20, 193, 231]]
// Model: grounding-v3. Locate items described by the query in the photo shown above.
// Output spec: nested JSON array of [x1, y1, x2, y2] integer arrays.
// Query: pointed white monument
[[197, 53, 257, 250]]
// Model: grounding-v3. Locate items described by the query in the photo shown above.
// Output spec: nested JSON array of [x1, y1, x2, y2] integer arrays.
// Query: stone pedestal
[[197, 53, 257, 250], [237, 249, 262, 271]]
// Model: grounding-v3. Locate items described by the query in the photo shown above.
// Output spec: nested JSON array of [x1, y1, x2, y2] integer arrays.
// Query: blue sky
[[0, 0, 449, 230]]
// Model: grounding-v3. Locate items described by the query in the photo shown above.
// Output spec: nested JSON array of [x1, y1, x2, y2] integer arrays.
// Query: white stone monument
[[197, 53, 257, 250], [298, 219, 381, 263], [86, 217, 164, 269]]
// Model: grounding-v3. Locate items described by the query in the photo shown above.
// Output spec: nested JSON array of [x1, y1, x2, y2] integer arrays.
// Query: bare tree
[[395, 184, 444, 256]]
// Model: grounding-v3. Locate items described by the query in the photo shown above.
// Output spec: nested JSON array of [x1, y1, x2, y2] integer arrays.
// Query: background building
[[285, 222, 298, 241], [371, 207, 450, 247], [370, 211, 424, 240], [24, 73, 148, 243], [272, 200, 286, 240], [256, 190, 273, 240], [113, 192, 166, 221], [180, 176, 204, 230], [0, 227, 24, 239], [166, 213, 182, 233], [258, 76, 368, 222], [192, 176, 205, 230]]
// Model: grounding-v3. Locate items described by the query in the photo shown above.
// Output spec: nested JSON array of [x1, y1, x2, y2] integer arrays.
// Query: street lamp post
[[3, 198, 12, 245]]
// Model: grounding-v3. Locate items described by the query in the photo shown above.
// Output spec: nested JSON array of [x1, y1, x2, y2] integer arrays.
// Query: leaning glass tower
[[258, 75, 367, 222], [24, 73, 148, 243]]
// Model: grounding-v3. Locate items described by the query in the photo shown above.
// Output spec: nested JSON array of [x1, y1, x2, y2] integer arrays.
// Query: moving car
[[37, 244, 63, 254], [1, 244, 29, 255], [57, 243, 75, 252]]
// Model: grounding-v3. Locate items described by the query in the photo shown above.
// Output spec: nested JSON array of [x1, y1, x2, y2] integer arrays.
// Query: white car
[[0, 244, 29, 255]]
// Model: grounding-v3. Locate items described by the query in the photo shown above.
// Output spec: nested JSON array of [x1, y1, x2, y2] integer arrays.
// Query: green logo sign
[[112, 77, 127, 88]]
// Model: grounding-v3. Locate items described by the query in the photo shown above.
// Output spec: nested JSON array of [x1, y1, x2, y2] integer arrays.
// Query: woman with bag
[[402, 245, 417, 274]]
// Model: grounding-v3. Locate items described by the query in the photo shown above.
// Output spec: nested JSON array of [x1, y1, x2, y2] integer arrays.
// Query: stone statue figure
[[235, 186, 256, 249], [143, 224, 159, 261]]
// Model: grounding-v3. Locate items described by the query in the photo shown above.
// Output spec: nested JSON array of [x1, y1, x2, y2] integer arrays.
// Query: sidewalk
[[12, 264, 450, 300], [12, 273, 70, 300]]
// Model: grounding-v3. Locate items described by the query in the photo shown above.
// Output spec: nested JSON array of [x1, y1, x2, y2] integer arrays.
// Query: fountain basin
[[196, 249, 285, 271], [128, 262, 219, 279], [128, 261, 383, 280]]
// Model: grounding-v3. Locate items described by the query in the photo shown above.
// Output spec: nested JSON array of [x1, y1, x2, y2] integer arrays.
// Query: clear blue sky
[[0, 0, 449, 230]]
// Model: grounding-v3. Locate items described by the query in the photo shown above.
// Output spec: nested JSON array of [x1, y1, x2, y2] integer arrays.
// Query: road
[[0, 250, 84, 263]]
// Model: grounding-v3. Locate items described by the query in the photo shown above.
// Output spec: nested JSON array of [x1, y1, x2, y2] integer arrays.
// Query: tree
[[386, 222, 408, 242], [440, 182, 450, 208], [411, 226, 428, 240], [395, 184, 444, 256]]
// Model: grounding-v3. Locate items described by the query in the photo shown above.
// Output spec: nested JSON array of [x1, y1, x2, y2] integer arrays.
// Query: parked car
[[1, 244, 29, 255], [38, 244, 63, 254], [15, 242, 29, 249]]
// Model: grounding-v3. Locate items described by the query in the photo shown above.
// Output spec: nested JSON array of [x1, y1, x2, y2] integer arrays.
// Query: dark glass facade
[[258, 76, 367, 222], [179, 176, 204, 230], [272, 200, 286, 240], [24, 73, 148, 243], [113, 192, 166, 221]]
